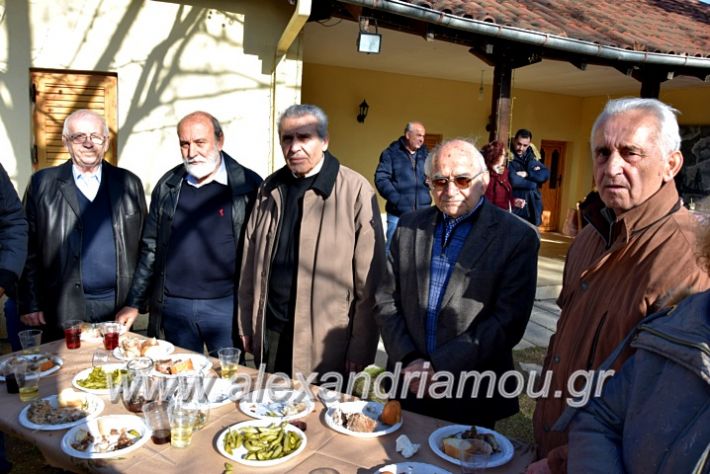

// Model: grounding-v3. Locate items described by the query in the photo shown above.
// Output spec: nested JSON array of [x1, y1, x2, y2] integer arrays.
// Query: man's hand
[[514, 198, 526, 208], [526, 459, 552, 474], [516, 171, 528, 178], [20, 311, 45, 326], [240, 335, 253, 354], [403, 358, 435, 395], [115, 306, 139, 330]]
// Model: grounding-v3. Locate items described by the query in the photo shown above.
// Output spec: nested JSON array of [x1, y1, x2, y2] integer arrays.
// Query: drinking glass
[[143, 401, 171, 445], [101, 322, 121, 350], [217, 347, 241, 379], [92, 349, 111, 367], [458, 448, 489, 474], [62, 320, 82, 349], [18, 329, 43, 354], [168, 401, 196, 448], [122, 357, 154, 412], [14, 361, 40, 401]]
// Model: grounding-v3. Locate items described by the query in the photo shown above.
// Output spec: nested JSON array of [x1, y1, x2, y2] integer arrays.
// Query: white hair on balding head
[[591, 98, 681, 158], [63, 109, 109, 137], [425, 138, 484, 177]]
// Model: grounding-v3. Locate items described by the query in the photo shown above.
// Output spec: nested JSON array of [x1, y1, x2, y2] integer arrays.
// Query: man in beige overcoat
[[238, 104, 386, 378]]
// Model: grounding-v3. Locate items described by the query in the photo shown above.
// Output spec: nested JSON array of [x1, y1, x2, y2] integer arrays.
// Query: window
[[31, 69, 117, 170]]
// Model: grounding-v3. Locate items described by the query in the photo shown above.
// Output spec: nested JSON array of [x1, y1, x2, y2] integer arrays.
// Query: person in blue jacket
[[374, 122, 430, 250], [508, 129, 549, 226]]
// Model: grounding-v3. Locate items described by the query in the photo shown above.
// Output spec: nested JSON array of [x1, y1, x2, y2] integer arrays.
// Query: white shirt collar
[[72, 163, 102, 201], [185, 154, 228, 188], [292, 155, 325, 179]]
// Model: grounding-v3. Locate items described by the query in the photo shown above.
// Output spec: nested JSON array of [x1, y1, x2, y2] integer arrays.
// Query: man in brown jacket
[[238, 104, 386, 378], [528, 98, 710, 473]]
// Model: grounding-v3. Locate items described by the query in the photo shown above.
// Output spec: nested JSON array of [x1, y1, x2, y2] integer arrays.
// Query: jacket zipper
[[638, 325, 710, 357]]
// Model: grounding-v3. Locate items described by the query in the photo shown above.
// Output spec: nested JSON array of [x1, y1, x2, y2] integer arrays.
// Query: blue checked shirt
[[425, 198, 484, 354]]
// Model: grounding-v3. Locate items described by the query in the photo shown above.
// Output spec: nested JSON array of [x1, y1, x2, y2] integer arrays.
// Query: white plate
[[61, 414, 150, 459], [202, 377, 249, 408], [113, 339, 174, 361], [18, 393, 104, 431], [80, 323, 128, 343], [150, 354, 212, 377], [428, 425, 514, 469], [72, 364, 126, 395], [0, 353, 63, 381], [239, 389, 315, 421], [216, 419, 307, 467], [376, 462, 452, 474], [324, 401, 402, 438]]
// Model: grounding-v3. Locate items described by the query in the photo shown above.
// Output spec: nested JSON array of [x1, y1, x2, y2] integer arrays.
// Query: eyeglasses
[[427, 170, 488, 190], [67, 133, 107, 145]]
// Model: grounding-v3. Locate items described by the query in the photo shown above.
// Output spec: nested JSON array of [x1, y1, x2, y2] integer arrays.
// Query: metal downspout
[[270, 0, 312, 175], [336, 0, 710, 70]]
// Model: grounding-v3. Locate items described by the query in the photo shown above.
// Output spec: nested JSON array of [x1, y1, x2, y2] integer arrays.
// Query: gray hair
[[425, 138, 485, 176], [177, 111, 224, 141], [62, 109, 109, 137], [591, 98, 681, 157], [278, 104, 329, 139], [405, 121, 424, 134]]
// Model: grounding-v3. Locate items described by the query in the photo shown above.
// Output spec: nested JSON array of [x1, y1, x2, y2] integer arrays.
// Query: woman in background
[[481, 141, 525, 212]]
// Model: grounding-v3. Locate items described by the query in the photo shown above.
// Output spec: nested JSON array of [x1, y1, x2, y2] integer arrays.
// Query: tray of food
[[61, 414, 150, 459], [428, 425, 514, 468], [216, 420, 306, 467], [324, 400, 402, 438], [71, 364, 126, 395], [114, 337, 174, 360], [80, 322, 128, 342], [151, 354, 212, 377], [239, 388, 314, 421], [18, 390, 104, 431], [0, 353, 63, 381]]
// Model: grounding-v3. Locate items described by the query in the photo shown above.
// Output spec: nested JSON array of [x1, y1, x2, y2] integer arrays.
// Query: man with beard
[[508, 129, 549, 226], [117, 111, 261, 354], [20, 109, 146, 341]]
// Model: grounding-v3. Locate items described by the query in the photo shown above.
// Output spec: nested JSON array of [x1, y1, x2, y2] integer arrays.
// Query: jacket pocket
[[586, 312, 608, 370]]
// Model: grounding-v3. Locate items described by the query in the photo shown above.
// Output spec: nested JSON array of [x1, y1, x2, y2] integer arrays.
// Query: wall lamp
[[357, 17, 381, 54], [356, 99, 369, 123]]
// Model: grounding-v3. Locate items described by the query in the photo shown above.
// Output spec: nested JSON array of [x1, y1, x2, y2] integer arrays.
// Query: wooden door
[[538, 140, 566, 232], [31, 70, 118, 170]]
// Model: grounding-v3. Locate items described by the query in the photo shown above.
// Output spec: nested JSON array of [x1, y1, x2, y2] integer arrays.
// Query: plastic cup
[[14, 361, 40, 401], [92, 349, 111, 367], [168, 402, 196, 448], [217, 347, 241, 379], [143, 401, 171, 445], [19, 329, 43, 354], [101, 322, 121, 350], [62, 320, 82, 349]]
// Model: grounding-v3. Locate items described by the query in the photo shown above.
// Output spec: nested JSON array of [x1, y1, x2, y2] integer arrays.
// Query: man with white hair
[[20, 109, 146, 340], [117, 111, 262, 354], [529, 98, 710, 474], [375, 138, 538, 427]]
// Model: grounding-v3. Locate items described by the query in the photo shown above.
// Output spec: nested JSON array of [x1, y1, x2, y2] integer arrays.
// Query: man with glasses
[[19, 109, 146, 341], [375, 138, 538, 427]]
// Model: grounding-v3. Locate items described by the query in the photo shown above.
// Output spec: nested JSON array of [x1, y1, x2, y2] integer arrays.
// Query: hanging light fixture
[[357, 17, 381, 54], [356, 99, 369, 123]]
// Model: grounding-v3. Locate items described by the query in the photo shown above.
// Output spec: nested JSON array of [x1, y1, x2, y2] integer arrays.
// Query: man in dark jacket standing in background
[[508, 128, 549, 226], [20, 109, 146, 341], [375, 121, 430, 250], [117, 111, 261, 355]]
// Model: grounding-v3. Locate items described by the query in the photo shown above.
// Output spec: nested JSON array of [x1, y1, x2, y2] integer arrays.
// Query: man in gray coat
[[375, 138, 538, 427]]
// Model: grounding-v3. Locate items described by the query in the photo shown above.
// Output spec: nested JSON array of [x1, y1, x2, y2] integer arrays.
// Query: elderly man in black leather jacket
[[117, 111, 261, 354], [19, 109, 146, 341]]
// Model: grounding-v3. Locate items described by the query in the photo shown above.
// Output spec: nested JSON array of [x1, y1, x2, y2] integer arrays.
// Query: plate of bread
[[428, 424, 513, 468], [113, 337, 174, 361], [324, 400, 402, 438], [80, 322, 128, 342], [151, 354, 212, 377], [19, 389, 104, 431]]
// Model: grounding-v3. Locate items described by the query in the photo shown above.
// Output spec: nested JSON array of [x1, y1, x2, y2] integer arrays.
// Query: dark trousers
[[161, 294, 235, 355]]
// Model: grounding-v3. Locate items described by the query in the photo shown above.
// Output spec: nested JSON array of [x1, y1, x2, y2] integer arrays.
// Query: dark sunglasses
[[427, 170, 487, 190]]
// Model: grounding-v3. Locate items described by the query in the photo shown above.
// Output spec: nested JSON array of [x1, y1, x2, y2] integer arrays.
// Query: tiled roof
[[398, 0, 710, 58]]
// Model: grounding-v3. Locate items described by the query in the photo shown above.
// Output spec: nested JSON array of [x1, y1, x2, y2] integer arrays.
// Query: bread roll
[[58, 388, 85, 408]]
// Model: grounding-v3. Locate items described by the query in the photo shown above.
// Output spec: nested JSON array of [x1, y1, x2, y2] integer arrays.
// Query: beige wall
[[303, 62, 710, 229], [0, 0, 302, 196]]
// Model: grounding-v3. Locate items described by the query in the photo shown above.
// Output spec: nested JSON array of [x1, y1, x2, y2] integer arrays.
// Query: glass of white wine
[[14, 360, 40, 402], [168, 400, 196, 448]]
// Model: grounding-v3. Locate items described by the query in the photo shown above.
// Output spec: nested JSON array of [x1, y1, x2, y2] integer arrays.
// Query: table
[[0, 335, 535, 473]]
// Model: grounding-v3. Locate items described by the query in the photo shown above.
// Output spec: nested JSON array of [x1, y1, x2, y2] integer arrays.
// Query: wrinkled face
[[428, 141, 490, 218], [279, 115, 328, 177], [63, 114, 109, 172], [405, 123, 426, 152], [592, 110, 682, 215], [178, 116, 223, 183], [513, 136, 531, 157]]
